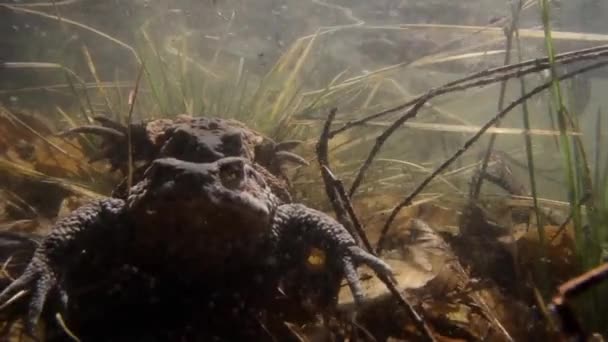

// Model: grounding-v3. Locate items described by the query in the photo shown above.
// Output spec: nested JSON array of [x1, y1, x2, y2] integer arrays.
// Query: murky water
[[1, 0, 608, 341]]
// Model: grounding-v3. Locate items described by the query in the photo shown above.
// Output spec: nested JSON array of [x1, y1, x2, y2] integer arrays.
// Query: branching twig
[[315, 108, 437, 342], [471, 2, 521, 200], [316, 108, 359, 244], [348, 99, 429, 197], [375, 59, 608, 253], [321, 166, 373, 252], [550, 262, 608, 340], [342, 48, 608, 197], [330, 44, 608, 138], [126, 63, 145, 193]]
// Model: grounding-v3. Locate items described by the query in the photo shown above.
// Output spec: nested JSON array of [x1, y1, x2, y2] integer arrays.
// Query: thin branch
[[554, 262, 608, 303], [315, 108, 437, 342], [321, 165, 373, 252], [315, 108, 358, 242], [8, 0, 80, 7], [330, 44, 608, 137], [126, 64, 145, 193], [348, 98, 429, 196], [471, 3, 521, 200], [375, 59, 608, 253], [550, 262, 608, 340], [342, 48, 608, 196]]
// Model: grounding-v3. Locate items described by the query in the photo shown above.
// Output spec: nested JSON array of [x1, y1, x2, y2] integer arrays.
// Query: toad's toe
[[0, 256, 60, 339], [341, 246, 395, 305]]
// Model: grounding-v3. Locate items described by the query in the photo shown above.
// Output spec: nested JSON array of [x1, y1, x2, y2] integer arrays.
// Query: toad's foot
[[0, 199, 126, 338], [57, 116, 151, 173], [254, 140, 309, 180], [0, 253, 65, 338], [272, 204, 394, 306]]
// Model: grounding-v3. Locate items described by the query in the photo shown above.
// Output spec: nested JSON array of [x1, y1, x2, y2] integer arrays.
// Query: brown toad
[[60, 115, 307, 201], [0, 156, 393, 339]]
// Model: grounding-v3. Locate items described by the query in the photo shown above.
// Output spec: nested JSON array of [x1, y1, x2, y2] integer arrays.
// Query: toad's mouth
[[206, 187, 272, 224]]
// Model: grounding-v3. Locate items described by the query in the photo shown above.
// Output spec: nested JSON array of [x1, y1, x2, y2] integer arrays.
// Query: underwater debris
[[0, 108, 109, 234]]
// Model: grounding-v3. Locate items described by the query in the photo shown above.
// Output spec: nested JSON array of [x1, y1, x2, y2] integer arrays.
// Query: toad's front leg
[[271, 203, 394, 306], [0, 198, 127, 338]]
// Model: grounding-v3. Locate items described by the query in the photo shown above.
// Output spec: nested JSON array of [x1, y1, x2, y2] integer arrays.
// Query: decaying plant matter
[[311, 45, 608, 341]]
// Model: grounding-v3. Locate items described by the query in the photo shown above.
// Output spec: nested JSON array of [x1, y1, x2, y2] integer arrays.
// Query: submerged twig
[[471, 2, 520, 200], [556, 264, 608, 299], [341, 47, 608, 197], [315, 108, 437, 342], [330, 44, 608, 137], [550, 262, 608, 340], [315, 108, 358, 243], [321, 166, 373, 252], [348, 99, 428, 197], [126, 64, 145, 193], [375, 59, 608, 253], [8, 0, 80, 7]]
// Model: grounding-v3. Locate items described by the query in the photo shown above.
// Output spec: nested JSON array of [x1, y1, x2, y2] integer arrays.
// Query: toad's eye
[[219, 162, 244, 188]]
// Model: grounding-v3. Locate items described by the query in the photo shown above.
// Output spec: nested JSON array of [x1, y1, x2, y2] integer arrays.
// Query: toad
[[0, 156, 393, 339], [60, 115, 307, 201]]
